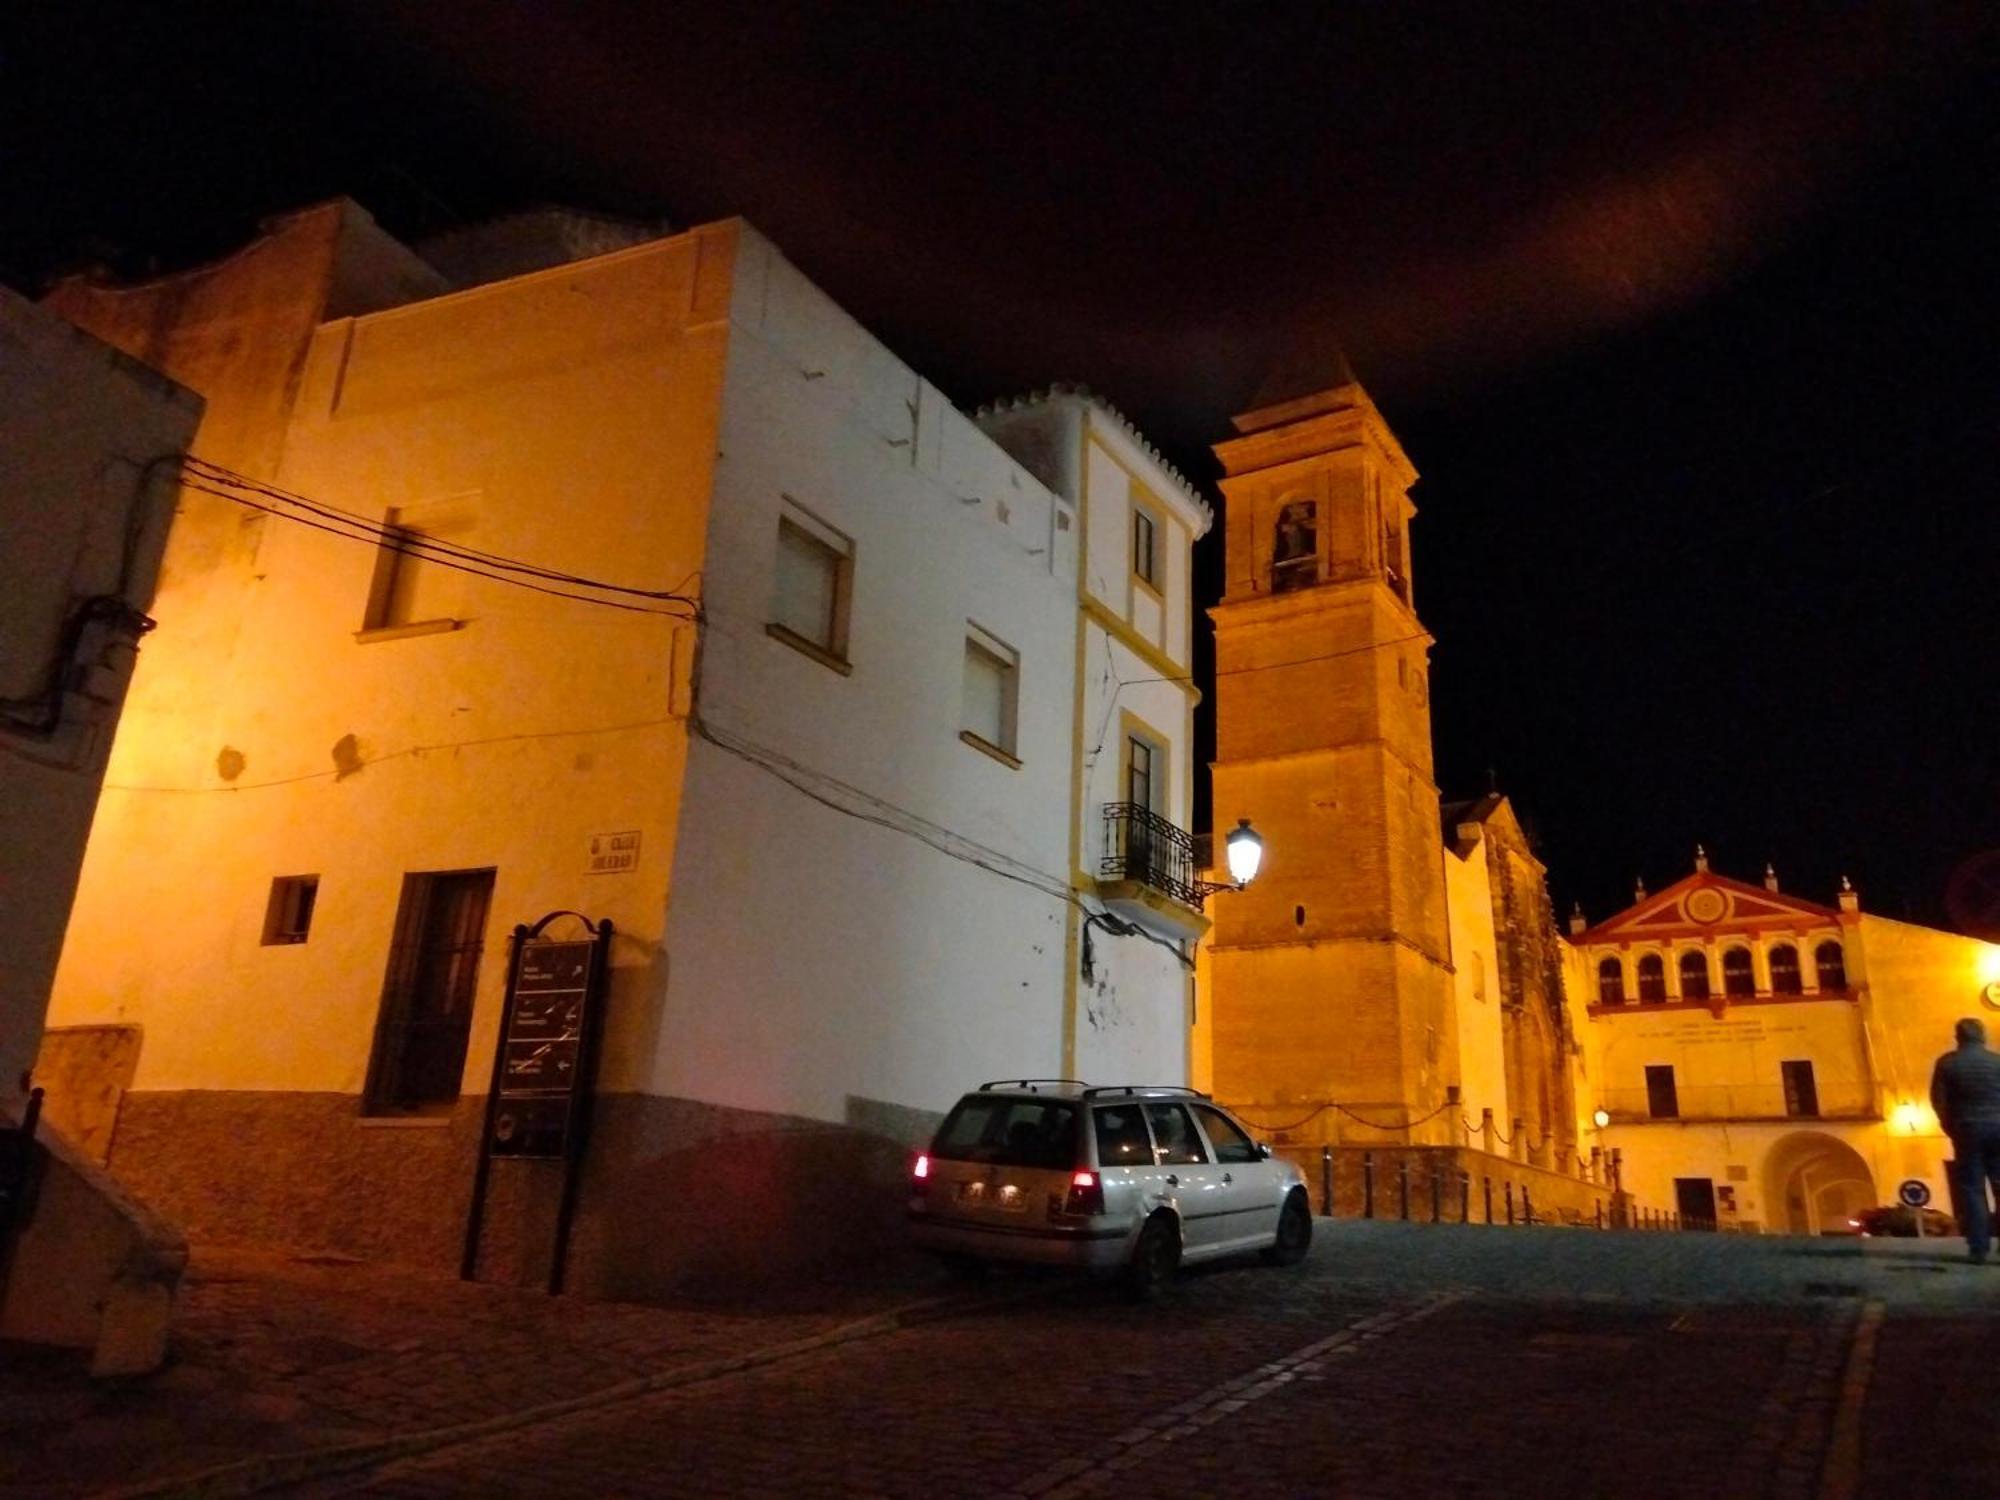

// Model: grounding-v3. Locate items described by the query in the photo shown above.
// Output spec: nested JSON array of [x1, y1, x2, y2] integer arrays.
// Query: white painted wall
[[1, 291, 199, 1106], [48, 227, 732, 1097], [655, 227, 1079, 1126], [1442, 831, 1511, 1129]]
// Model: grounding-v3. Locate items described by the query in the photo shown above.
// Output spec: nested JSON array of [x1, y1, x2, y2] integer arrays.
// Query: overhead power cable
[[176, 457, 702, 620], [689, 707, 1195, 970]]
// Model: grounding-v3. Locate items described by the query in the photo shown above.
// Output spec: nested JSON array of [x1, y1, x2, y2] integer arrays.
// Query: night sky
[[7, 3, 1996, 930]]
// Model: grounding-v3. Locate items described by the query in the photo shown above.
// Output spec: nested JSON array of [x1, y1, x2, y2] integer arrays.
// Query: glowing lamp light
[[1592, 1108, 1612, 1129], [1976, 944, 2000, 986], [1892, 1101, 1928, 1135], [1224, 819, 1265, 887]]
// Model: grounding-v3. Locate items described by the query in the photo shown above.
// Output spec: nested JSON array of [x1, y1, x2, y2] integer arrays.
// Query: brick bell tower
[[1207, 382, 1459, 1144]]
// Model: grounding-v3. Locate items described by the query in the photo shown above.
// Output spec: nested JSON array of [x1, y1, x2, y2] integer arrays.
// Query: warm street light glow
[[1592, 1108, 1612, 1129], [1892, 1101, 1929, 1134], [1224, 819, 1264, 887]]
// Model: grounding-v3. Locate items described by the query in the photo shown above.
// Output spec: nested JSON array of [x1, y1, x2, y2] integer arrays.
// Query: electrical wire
[[688, 708, 1195, 970], [100, 714, 685, 795], [176, 458, 701, 620]]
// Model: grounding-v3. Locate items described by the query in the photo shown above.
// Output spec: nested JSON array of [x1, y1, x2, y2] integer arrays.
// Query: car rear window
[[933, 1097, 1079, 1169], [1092, 1104, 1153, 1168]]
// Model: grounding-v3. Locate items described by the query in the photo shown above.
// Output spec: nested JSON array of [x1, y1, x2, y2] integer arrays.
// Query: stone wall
[[103, 1088, 939, 1301]]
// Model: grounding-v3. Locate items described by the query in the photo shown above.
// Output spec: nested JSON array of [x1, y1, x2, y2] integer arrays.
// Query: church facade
[[1566, 859, 2000, 1233]]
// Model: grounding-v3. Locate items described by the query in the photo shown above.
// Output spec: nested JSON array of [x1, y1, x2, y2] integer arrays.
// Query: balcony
[[1596, 1081, 1877, 1126], [1097, 802, 1211, 941], [1588, 987, 1853, 1016]]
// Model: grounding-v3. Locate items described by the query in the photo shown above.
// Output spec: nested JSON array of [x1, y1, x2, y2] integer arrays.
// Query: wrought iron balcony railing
[[1100, 802, 1203, 910]]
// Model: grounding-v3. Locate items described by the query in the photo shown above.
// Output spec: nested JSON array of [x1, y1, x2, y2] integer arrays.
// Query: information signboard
[[493, 938, 593, 1157], [461, 912, 614, 1292]]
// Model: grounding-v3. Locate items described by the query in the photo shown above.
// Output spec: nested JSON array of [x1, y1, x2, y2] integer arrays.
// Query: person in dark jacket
[[1929, 1017, 2000, 1263]]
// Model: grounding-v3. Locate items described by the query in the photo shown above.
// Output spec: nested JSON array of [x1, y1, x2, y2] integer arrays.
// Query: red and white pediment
[[1574, 872, 1839, 944]]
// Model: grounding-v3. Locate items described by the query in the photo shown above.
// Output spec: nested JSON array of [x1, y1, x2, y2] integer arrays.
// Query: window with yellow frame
[[1130, 488, 1162, 592]]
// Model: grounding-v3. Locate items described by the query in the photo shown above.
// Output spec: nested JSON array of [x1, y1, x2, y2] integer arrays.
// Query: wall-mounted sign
[[587, 830, 640, 874]]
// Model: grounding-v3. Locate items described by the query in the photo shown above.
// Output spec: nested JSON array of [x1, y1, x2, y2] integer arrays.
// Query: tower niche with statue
[[1206, 380, 1462, 1149]]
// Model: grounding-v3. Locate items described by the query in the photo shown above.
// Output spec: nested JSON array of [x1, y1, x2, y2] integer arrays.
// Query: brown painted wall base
[[105, 1090, 937, 1300]]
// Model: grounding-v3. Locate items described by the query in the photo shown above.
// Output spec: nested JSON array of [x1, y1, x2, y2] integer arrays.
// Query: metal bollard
[[1482, 1175, 1493, 1225], [1522, 1188, 1533, 1226], [1363, 1152, 1376, 1219], [1595, 1201, 1604, 1231], [1505, 1181, 1516, 1225], [1430, 1161, 1443, 1223], [1459, 1170, 1471, 1224], [1321, 1145, 1334, 1218], [1398, 1158, 1410, 1221]]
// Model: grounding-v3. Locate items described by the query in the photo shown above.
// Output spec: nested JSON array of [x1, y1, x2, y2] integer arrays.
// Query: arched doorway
[[1762, 1132, 1875, 1236]]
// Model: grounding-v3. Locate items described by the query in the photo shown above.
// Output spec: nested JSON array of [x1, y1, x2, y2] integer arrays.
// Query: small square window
[[362, 497, 473, 636], [960, 625, 1020, 764], [768, 504, 854, 671], [262, 875, 320, 945], [1132, 504, 1159, 588]]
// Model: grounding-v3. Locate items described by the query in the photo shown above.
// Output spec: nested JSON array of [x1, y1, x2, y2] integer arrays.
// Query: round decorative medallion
[[1685, 888, 1727, 924], [1983, 980, 2000, 1010]]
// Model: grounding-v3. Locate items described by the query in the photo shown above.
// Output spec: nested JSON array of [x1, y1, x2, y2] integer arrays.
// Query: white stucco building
[[34, 201, 1213, 1294], [1, 286, 201, 1369]]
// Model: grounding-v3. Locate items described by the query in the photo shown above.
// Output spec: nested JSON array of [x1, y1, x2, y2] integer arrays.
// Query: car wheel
[[1261, 1191, 1312, 1267], [1125, 1213, 1181, 1302]]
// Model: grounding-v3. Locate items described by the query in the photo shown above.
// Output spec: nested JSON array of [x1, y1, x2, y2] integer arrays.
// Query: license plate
[[958, 1180, 1029, 1212]]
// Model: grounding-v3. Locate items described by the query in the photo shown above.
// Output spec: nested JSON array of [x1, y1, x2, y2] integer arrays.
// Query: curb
[[95, 1285, 1033, 1500], [1815, 1299, 1883, 1500]]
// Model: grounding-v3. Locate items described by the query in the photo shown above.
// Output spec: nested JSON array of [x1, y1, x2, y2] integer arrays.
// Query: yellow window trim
[[1083, 598, 1199, 703], [1117, 706, 1174, 822]]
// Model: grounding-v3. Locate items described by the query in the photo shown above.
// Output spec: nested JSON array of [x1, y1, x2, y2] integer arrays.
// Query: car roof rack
[[1078, 1084, 1214, 1101], [976, 1077, 1090, 1092]]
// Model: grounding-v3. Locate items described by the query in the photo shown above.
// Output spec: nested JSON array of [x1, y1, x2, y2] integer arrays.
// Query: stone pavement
[[7, 1225, 1998, 1498], [0, 1241, 970, 1500]]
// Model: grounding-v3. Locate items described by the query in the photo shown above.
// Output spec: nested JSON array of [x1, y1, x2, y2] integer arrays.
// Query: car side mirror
[[1257, 1142, 1273, 1159]]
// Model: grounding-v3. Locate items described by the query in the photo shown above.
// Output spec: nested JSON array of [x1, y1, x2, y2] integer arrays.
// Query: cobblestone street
[[8, 1222, 1995, 1499]]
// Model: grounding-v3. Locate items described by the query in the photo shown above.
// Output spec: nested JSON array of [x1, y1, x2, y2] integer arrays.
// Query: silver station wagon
[[907, 1081, 1312, 1298]]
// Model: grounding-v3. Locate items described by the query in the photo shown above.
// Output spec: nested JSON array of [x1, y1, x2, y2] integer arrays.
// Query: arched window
[[1679, 949, 1711, 1001], [1597, 957, 1625, 1005], [1271, 500, 1317, 593], [1769, 944, 1801, 994], [1723, 946, 1754, 996], [1637, 953, 1667, 1003], [1815, 940, 1847, 993]]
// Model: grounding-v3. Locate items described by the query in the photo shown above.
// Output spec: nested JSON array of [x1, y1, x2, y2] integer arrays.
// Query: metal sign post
[[460, 911, 614, 1293]]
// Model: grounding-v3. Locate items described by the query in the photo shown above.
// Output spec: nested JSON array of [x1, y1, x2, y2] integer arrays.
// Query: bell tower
[[1207, 382, 1459, 1141]]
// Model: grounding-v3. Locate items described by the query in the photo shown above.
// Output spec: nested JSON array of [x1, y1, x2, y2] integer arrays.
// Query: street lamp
[[1592, 1108, 1611, 1130], [1197, 819, 1264, 896]]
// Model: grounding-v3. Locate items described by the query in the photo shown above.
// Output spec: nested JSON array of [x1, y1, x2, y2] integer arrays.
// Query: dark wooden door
[[1675, 1177, 1718, 1231]]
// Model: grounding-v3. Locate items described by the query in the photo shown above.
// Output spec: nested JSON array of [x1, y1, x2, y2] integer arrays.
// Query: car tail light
[[1063, 1169, 1106, 1217], [911, 1154, 930, 1199]]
